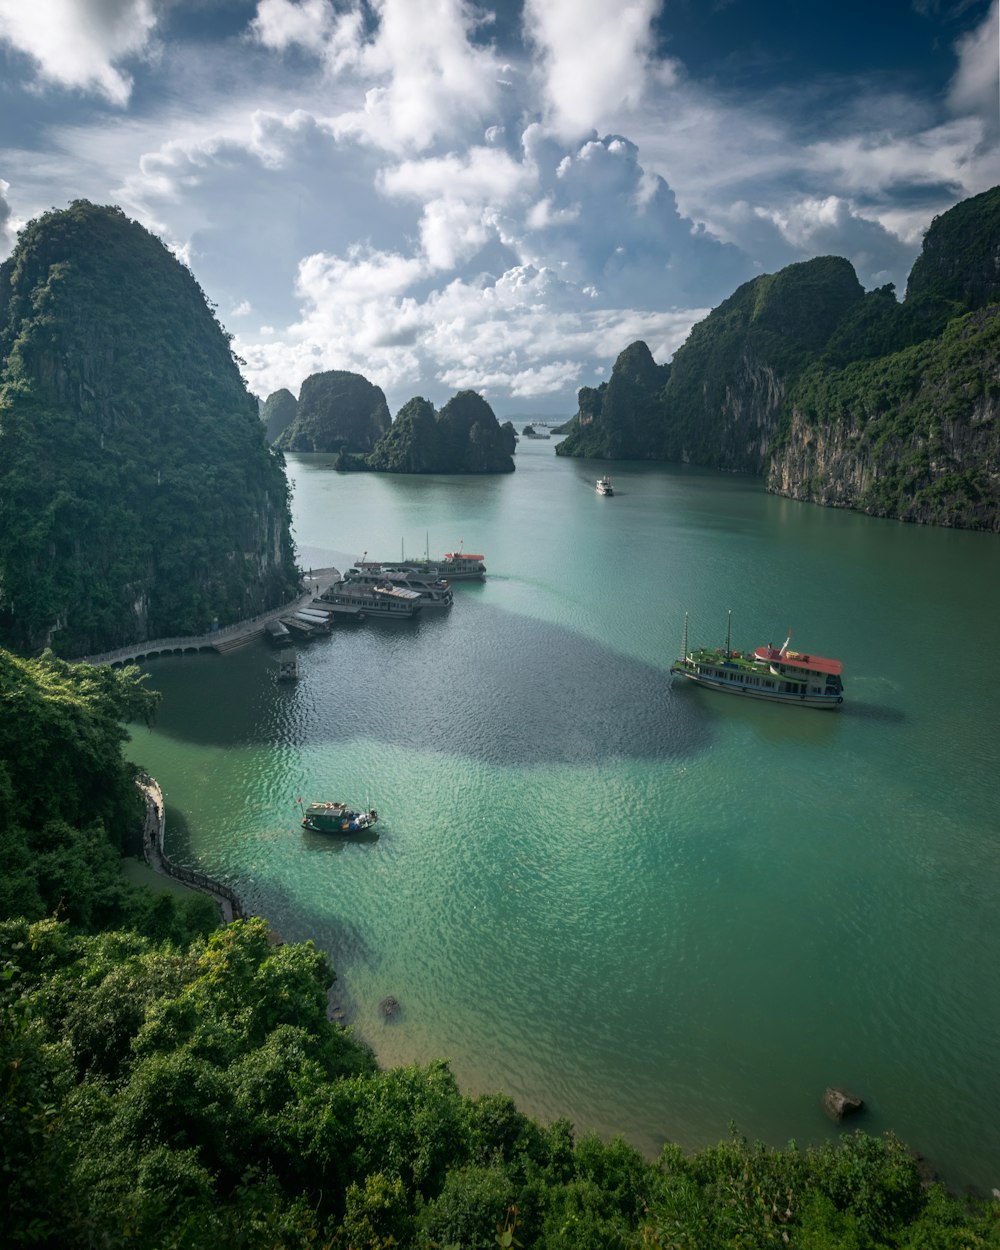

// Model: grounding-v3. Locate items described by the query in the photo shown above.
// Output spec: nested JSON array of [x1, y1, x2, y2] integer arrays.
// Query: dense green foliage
[[5, 910, 1000, 1249], [774, 305, 1000, 526], [262, 387, 299, 443], [905, 185, 1000, 311], [558, 258, 863, 467], [2, 646, 999, 1246], [274, 370, 391, 453], [0, 648, 216, 941], [366, 390, 516, 473], [557, 189, 1000, 529], [557, 342, 670, 461], [0, 202, 299, 656]]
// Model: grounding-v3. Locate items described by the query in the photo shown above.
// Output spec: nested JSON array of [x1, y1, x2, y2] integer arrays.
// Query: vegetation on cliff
[[558, 187, 1000, 529], [558, 339, 670, 460], [0, 202, 299, 656], [905, 185, 1000, 313], [274, 370, 391, 453], [261, 386, 298, 443], [558, 257, 863, 468], [770, 304, 1000, 527], [365, 390, 516, 473], [0, 648, 214, 941]]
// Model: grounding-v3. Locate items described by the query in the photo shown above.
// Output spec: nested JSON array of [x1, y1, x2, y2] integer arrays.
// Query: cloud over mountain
[[0, 0, 996, 416]]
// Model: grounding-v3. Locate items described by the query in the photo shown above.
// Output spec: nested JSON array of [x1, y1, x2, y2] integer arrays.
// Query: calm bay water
[[128, 438, 1000, 1190]]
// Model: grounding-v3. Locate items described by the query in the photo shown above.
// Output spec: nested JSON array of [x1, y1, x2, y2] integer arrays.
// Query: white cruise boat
[[343, 566, 453, 608], [318, 582, 423, 619]]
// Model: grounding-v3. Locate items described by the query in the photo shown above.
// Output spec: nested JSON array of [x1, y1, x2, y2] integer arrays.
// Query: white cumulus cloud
[[352, 0, 500, 149], [0, 0, 158, 105], [948, 0, 1000, 139], [523, 0, 669, 139]]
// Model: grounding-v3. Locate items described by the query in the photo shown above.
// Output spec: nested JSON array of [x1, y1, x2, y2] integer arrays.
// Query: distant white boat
[[596, 475, 614, 496]]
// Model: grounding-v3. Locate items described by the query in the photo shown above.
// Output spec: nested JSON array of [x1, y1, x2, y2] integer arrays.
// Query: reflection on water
[[147, 604, 713, 766]]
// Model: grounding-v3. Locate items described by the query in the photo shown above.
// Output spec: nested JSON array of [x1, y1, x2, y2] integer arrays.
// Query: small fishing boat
[[275, 652, 299, 681], [596, 475, 614, 496], [300, 801, 378, 834], [670, 612, 844, 709]]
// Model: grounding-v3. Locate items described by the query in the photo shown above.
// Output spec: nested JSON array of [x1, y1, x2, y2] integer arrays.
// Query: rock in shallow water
[[822, 1087, 864, 1121]]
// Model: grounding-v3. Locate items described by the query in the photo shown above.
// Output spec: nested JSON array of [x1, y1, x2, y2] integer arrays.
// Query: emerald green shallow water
[[129, 440, 1000, 1190]]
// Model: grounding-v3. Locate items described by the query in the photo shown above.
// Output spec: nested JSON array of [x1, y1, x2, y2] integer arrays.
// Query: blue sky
[[0, 0, 997, 417]]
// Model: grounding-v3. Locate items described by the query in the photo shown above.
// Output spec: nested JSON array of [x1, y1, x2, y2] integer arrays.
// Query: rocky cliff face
[[0, 201, 299, 655], [659, 256, 864, 471], [768, 189, 1000, 529], [558, 257, 863, 470], [768, 304, 1000, 529], [558, 187, 1000, 529], [716, 353, 786, 473], [274, 370, 390, 452]]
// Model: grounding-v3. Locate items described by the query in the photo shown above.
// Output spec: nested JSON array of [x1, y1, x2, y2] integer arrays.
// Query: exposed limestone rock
[[822, 1087, 864, 1121]]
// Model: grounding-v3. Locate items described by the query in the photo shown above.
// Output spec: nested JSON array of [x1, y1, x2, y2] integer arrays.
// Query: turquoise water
[[129, 439, 1000, 1190]]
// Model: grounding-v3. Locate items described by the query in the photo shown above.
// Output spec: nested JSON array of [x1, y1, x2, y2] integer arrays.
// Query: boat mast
[[725, 609, 732, 658], [682, 611, 689, 660]]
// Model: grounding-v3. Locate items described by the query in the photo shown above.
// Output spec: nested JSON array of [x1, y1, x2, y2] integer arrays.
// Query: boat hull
[[302, 804, 379, 834], [670, 666, 843, 708]]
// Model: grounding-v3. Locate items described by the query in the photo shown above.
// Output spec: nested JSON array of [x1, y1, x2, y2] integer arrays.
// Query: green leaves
[[0, 202, 299, 656]]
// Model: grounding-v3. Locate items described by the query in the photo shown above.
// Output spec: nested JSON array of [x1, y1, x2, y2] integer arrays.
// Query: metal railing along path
[[76, 567, 341, 666], [136, 771, 245, 924]]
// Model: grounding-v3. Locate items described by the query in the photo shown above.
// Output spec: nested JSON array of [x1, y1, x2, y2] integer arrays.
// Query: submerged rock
[[822, 1087, 864, 1121]]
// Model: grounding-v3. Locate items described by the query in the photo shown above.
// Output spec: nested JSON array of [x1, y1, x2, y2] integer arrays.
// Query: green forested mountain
[[366, 390, 516, 473], [0, 202, 299, 656], [3, 646, 999, 1247], [261, 386, 298, 443], [558, 256, 863, 469], [557, 186, 1000, 530], [274, 369, 391, 452]]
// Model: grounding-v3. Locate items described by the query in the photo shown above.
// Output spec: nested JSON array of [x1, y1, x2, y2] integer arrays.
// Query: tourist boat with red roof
[[361, 544, 486, 580], [670, 613, 844, 708]]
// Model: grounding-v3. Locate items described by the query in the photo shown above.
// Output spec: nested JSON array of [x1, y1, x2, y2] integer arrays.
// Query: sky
[[0, 0, 997, 418]]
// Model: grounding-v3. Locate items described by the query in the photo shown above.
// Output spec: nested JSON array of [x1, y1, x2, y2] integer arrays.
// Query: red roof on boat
[[444, 552, 484, 560], [752, 644, 842, 676]]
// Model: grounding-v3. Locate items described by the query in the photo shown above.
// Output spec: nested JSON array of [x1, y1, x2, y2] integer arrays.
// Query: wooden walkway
[[77, 567, 341, 667]]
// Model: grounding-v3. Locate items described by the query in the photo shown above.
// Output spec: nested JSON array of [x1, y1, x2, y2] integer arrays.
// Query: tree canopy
[[2, 645, 999, 1247], [0, 202, 299, 656]]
